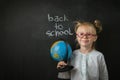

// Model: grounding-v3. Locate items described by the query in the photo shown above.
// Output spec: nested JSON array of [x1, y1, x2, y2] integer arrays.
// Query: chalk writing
[[48, 14, 68, 22], [46, 28, 73, 37], [46, 14, 73, 37]]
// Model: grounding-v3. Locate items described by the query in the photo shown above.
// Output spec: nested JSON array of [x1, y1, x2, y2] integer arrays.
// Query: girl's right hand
[[57, 61, 67, 69]]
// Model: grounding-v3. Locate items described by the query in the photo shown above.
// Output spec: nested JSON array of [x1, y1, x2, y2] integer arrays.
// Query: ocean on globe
[[50, 40, 72, 61]]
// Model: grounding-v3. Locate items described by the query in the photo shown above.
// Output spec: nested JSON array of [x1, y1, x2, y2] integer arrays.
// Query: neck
[[80, 46, 93, 54]]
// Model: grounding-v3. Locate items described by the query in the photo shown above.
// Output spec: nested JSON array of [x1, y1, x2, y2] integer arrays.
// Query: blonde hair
[[74, 19, 102, 49]]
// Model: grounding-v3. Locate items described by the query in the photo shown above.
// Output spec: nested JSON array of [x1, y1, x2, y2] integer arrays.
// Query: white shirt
[[58, 49, 108, 80]]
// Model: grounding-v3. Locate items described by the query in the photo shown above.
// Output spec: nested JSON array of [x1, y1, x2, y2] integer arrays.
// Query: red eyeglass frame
[[76, 33, 97, 38]]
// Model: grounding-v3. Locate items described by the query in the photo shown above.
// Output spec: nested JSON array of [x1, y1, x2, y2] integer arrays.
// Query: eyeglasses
[[76, 33, 96, 38]]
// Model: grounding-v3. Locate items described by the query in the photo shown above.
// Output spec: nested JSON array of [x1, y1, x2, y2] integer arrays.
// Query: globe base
[[57, 65, 73, 72]]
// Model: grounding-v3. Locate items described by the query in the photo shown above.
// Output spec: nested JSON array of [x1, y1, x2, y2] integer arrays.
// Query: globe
[[50, 40, 72, 61]]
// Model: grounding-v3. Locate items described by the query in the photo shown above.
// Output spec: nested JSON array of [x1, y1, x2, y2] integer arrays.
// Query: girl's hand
[[57, 61, 67, 69]]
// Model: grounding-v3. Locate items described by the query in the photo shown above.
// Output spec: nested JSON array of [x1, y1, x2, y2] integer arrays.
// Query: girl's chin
[[81, 44, 90, 47]]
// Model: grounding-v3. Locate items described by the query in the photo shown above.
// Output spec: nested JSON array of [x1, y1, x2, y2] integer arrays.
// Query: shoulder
[[72, 49, 80, 56], [92, 50, 106, 61], [70, 49, 80, 58], [92, 50, 104, 57], [73, 49, 79, 54]]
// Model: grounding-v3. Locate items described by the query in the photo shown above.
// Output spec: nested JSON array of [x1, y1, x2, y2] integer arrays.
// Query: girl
[[57, 20, 108, 80]]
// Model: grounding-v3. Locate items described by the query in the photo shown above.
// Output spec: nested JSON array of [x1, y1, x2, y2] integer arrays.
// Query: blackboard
[[1, 0, 120, 80]]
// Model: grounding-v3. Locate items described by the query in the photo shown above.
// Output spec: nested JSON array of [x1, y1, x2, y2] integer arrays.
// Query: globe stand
[[57, 65, 73, 72]]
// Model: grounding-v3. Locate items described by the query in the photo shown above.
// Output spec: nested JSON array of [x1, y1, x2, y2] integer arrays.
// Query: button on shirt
[[81, 54, 88, 80]]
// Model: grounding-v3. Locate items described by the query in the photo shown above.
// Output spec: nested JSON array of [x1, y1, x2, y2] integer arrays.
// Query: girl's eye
[[80, 33, 84, 36], [77, 32, 96, 38], [87, 34, 91, 36]]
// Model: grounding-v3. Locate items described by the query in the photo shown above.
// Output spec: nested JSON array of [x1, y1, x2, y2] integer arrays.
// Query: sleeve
[[99, 54, 109, 80], [57, 52, 75, 80], [57, 71, 70, 79], [57, 56, 72, 79]]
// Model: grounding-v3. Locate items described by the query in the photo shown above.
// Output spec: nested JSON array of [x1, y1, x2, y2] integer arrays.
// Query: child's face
[[76, 25, 97, 48]]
